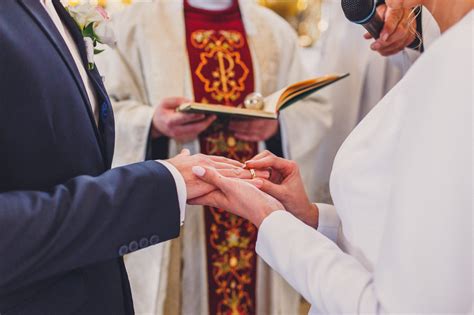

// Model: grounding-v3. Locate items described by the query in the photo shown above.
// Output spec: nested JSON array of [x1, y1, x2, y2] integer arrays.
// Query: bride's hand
[[245, 151, 319, 227], [167, 149, 269, 200], [188, 166, 284, 228]]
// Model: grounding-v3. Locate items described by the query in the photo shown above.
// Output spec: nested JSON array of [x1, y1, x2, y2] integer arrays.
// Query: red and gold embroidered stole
[[184, 1, 258, 313]]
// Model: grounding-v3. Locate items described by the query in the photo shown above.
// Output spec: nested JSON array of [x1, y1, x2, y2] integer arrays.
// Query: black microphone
[[341, 0, 384, 39]]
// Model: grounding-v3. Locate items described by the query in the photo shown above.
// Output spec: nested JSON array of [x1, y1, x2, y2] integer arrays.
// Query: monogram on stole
[[191, 30, 250, 104]]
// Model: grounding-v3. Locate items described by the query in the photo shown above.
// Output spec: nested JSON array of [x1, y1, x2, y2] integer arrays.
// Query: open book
[[177, 73, 349, 119]]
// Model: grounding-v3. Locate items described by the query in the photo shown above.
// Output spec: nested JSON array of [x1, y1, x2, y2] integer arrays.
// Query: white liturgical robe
[[257, 10, 473, 314], [96, 0, 331, 314]]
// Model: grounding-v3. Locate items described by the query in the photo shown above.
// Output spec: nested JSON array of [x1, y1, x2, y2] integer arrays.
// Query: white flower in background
[[94, 20, 116, 46], [62, 0, 116, 69]]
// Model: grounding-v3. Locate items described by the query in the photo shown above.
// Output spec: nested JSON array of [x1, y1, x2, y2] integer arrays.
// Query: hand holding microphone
[[342, 0, 418, 56], [341, 0, 384, 38]]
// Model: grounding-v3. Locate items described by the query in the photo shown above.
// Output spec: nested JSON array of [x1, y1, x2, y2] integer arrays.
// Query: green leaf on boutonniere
[[82, 23, 100, 43], [94, 49, 105, 55], [82, 23, 95, 39]]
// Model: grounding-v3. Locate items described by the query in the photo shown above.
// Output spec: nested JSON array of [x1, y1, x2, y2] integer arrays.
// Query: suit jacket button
[[139, 238, 149, 248], [118, 245, 129, 256], [129, 241, 139, 252], [149, 235, 160, 245]]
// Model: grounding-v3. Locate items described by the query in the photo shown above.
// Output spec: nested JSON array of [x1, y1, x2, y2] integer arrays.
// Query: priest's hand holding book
[[151, 97, 216, 142], [150, 97, 278, 143]]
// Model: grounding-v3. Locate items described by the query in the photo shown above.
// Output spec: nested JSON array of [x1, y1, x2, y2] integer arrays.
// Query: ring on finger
[[249, 168, 257, 179]]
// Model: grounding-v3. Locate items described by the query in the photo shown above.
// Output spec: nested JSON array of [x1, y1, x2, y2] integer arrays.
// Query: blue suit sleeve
[[0, 161, 180, 291]]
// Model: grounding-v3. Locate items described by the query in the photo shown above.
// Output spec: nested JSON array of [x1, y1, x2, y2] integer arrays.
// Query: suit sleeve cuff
[[316, 203, 340, 243], [156, 160, 186, 225]]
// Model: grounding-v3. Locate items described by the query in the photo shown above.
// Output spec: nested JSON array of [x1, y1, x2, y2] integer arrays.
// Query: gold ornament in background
[[258, 0, 324, 47], [64, 0, 132, 7], [96, 0, 132, 8]]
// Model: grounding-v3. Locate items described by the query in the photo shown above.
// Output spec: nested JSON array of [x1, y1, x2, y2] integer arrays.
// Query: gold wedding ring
[[249, 168, 257, 179]]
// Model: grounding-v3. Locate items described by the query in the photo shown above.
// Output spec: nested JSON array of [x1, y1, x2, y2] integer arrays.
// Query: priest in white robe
[[96, 0, 332, 314], [191, 1, 473, 313]]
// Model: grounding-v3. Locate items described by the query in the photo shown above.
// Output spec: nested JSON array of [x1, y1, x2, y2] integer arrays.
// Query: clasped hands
[[167, 149, 318, 228]]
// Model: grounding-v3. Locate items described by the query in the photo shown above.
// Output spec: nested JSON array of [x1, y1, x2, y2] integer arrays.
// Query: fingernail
[[261, 170, 270, 179], [192, 166, 206, 177], [382, 33, 389, 41], [371, 43, 380, 50], [254, 179, 264, 188]]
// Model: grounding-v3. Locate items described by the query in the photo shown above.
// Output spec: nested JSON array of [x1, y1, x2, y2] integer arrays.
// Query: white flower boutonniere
[[62, 1, 116, 70]]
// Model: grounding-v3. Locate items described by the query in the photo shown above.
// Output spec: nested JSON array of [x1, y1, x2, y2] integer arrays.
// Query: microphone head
[[341, 0, 377, 24]]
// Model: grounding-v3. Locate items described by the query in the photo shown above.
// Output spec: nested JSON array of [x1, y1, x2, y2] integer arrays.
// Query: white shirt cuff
[[156, 160, 186, 226], [315, 203, 340, 243]]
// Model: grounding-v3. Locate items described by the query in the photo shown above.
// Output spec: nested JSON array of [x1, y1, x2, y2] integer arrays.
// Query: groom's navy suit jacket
[[0, 0, 181, 314]]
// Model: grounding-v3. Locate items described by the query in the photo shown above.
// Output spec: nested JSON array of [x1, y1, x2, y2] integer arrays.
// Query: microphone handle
[[362, 13, 384, 39]]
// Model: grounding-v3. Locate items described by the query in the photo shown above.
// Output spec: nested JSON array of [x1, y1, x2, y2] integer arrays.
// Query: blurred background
[[76, 0, 341, 76]]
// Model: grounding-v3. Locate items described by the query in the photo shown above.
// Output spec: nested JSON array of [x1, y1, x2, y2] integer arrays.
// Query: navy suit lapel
[[17, 0, 115, 168], [51, 0, 115, 168], [17, 0, 101, 140]]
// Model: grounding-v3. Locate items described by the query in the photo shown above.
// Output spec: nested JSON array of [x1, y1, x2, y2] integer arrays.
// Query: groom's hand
[[167, 150, 270, 200]]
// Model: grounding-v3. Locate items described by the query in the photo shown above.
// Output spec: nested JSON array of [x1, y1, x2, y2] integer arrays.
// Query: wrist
[[302, 203, 319, 228], [269, 121, 279, 138], [150, 121, 163, 139], [253, 204, 280, 228]]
